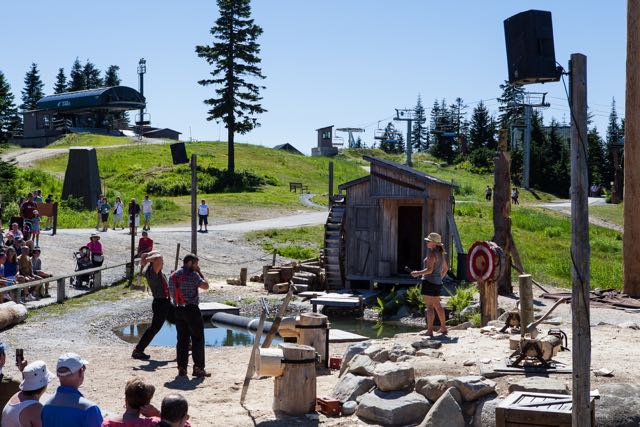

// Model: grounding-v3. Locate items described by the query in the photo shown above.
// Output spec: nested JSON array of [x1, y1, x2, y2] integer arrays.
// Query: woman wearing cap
[[411, 232, 449, 337], [87, 234, 104, 268], [1, 360, 54, 427]]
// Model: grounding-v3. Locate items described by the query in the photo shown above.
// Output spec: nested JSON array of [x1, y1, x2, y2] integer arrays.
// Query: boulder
[[364, 344, 391, 363], [356, 390, 431, 426], [450, 321, 473, 331], [447, 376, 497, 401], [341, 400, 357, 416], [473, 396, 502, 427], [415, 375, 449, 402], [388, 344, 416, 362], [416, 349, 443, 358], [373, 361, 415, 392], [460, 303, 480, 319], [0, 301, 28, 330], [508, 377, 569, 395], [339, 341, 371, 377], [395, 355, 415, 363], [599, 383, 640, 399], [347, 354, 376, 377], [332, 373, 375, 403], [389, 304, 411, 320], [596, 389, 640, 427], [411, 338, 442, 350], [419, 387, 464, 427]]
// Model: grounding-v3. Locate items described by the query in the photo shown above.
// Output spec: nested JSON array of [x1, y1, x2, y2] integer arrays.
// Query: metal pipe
[[211, 312, 274, 335]]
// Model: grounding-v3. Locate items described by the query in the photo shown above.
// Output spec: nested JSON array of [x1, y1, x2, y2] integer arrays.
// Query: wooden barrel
[[273, 343, 317, 415]]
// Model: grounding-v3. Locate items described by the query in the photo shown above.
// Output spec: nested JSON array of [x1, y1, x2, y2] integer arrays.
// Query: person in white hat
[[1, 360, 54, 427], [411, 232, 449, 337], [41, 353, 103, 427]]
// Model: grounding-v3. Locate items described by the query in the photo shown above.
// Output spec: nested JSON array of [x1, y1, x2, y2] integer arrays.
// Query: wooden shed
[[324, 156, 462, 289]]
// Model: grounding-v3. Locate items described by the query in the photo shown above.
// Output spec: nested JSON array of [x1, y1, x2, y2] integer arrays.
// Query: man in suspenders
[[168, 254, 211, 378]]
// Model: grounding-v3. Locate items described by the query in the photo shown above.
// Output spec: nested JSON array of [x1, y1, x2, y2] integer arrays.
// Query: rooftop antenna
[[394, 108, 424, 167]]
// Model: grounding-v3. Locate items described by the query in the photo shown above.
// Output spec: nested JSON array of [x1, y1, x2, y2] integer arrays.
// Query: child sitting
[[18, 246, 39, 300], [31, 247, 50, 297]]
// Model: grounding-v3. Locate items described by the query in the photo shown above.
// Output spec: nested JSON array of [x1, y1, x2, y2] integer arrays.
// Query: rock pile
[[331, 340, 497, 426], [256, 260, 326, 293]]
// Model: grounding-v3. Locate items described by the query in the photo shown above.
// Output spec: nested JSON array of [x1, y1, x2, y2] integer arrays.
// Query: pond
[[114, 317, 423, 348]]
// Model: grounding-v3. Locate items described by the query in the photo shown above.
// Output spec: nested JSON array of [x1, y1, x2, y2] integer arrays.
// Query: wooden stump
[[240, 268, 248, 286], [479, 279, 498, 326], [272, 282, 290, 294], [273, 343, 317, 415], [297, 312, 328, 367], [518, 274, 536, 338], [280, 266, 294, 282], [265, 270, 281, 293]]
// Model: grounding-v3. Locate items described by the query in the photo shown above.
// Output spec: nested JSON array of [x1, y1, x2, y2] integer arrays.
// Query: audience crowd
[[0, 343, 191, 427]]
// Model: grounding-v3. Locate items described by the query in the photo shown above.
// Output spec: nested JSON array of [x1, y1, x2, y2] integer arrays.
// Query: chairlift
[[333, 135, 345, 146]]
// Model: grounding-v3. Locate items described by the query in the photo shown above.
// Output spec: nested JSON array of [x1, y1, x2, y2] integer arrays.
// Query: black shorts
[[101, 213, 109, 222], [199, 214, 208, 226], [421, 279, 442, 297]]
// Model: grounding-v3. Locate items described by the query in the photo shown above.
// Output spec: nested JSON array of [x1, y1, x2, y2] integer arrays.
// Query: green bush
[[406, 285, 425, 313], [446, 285, 477, 314], [543, 226, 563, 238], [61, 195, 85, 211]]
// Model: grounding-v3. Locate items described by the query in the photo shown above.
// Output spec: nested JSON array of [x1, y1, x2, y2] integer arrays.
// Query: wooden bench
[[289, 182, 309, 193]]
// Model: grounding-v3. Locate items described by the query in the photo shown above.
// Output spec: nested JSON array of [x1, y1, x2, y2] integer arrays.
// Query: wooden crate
[[496, 391, 596, 427]]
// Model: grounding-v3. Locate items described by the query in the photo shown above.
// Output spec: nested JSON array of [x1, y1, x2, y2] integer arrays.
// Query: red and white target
[[468, 241, 504, 282]]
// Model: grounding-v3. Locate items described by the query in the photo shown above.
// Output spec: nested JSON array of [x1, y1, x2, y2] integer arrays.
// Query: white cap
[[56, 353, 88, 375], [20, 361, 54, 391]]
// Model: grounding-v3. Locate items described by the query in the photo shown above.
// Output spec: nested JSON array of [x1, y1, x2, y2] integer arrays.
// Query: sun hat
[[90, 232, 100, 240], [20, 361, 55, 391], [424, 232, 443, 246], [56, 353, 88, 376]]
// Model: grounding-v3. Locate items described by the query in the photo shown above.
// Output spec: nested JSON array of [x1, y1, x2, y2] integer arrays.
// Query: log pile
[[255, 259, 326, 294]]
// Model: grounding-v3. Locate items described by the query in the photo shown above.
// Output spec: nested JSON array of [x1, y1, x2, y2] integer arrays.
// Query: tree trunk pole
[[569, 53, 591, 427], [191, 154, 197, 256], [406, 120, 413, 167], [624, 0, 640, 297], [493, 129, 513, 295], [228, 126, 235, 174], [328, 161, 334, 209]]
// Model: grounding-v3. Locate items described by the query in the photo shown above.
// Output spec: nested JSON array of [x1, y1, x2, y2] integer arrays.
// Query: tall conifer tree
[[411, 95, 428, 151], [604, 98, 622, 187], [53, 68, 67, 94], [20, 63, 45, 111], [104, 65, 121, 87], [68, 58, 85, 91], [83, 61, 103, 89], [196, 0, 266, 174], [0, 71, 22, 142]]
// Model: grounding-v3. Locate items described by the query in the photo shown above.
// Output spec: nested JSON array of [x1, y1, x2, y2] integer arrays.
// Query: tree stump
[[273, 343, 317, 415], [265, 270, 281, 293], [479, 279, 498, 326], [240, 267, 248, 286], [280, 266, 294, 282], [297, 312, 328, 367]]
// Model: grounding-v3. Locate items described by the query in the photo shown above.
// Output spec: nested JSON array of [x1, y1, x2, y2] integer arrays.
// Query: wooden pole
[[190, 154, 197, 256], [569, 53, 591, 427], [479, 279, 497, 326], [262, 286, 294, 348], [518, 274, 535, 338], [624, 0, 640, 297], [52, 202, 58, 236], [129, 221, 135, 286], [174, 243, 180, 272], [240, 304, 268, 405], [240, 267, 248, 286], [328, 161, 334, 209], [493, 129, 513, 295]]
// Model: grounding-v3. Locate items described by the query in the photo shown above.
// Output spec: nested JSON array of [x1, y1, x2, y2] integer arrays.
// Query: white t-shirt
[[198, 204, 209, 216], [114, 201, 123, 215], [141, 199, 153, 214]]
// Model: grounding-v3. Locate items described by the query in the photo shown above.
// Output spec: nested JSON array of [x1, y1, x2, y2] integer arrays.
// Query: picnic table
[[289, 182, 309, 193]]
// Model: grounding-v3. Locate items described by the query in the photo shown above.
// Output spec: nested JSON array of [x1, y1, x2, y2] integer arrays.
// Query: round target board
[[468, 241, 504, 282]]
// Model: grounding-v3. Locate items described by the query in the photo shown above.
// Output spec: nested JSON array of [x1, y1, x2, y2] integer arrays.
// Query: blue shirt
[[41, 385, 103, 427]]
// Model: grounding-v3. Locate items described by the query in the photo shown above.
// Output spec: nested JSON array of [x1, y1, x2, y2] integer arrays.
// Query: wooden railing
[[1, 261, 129, 304]]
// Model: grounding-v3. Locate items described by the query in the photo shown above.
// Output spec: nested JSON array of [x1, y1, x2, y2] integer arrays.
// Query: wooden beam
[[447, 212, 464, 255], [569, 53, 592, 427], [624, 0, 640, 297], [492, 129, 513, 296]]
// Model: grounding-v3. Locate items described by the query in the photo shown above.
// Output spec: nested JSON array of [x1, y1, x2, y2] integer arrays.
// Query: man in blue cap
[[0, 342, 27, 423]]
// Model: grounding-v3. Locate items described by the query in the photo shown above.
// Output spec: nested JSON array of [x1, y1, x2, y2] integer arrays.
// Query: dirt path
[[539, 197, 623, 232]]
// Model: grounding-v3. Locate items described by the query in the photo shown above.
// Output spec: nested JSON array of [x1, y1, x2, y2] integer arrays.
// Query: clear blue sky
[[1, 1, 626, 153]]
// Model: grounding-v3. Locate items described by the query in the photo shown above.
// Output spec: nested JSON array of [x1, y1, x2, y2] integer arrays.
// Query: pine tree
[[68, 58, 85, 91], [53, 68, 67, 94], [354, 136, 364, 149], [604, 98, 622, 188], [195, 0, 267, 174], [104, 65, 121, 87], [20, 63, 45, 111], [497, 80, 525, 129], [0, 71, 22, 143], [83, 61, 103, 89], [469, 101, 496, 151], [379, 122, 398, 153], [396, 131, 405, 154], [449, 97, 468, 156], [587, 126, 605, 186], [411, 95, 428, 151]]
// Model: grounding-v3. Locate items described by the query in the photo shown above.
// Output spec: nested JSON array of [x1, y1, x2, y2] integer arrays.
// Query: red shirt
[[138, 237, 153, 254], [20, 201, 37, 219]]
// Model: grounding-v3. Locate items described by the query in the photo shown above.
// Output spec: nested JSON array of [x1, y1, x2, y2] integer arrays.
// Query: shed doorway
[[397, 206, 423, 274]]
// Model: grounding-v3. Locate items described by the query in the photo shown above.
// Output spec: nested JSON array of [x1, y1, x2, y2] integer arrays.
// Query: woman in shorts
[[411, 232, 449, 337]]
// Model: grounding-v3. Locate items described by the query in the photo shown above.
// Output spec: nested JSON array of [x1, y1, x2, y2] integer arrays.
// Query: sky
[[0, 1, 627, 153]]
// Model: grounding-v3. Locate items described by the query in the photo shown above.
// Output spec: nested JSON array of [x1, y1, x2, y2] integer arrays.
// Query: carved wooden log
[[273, 343, 317, 415]]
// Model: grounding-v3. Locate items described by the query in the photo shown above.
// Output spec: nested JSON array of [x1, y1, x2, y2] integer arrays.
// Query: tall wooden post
[[190, 154, 197, 256], [479, 279, 498, 326], [493, 129, 513, 295], [328, 161, 334, 209], [569, 53, 591, 427], [624, 0, 640, 297]]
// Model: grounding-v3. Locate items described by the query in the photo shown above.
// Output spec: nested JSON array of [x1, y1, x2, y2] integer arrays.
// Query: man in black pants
[[168, 254, 210, 378], [132, 252, 173, 360]]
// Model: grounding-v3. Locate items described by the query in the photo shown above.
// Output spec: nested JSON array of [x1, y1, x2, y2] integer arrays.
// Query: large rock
[[357, 390, 431, 426], [374, 361, 415, 392], [416, 349, 443, 358], [347, 354, 376, 377], [419, 387, 465, 427], [411, 338, 442, 350], [596, 384, 640, 427], [364, 344, 391, 363], [415, 375, 449, 402], [332, 373, 375, 403], [339, 341, 371, 376], [388, 344, 416, 362], [473, 396, 501, 427], [508, 377, 569, 395], [447, 376, 496, 401]]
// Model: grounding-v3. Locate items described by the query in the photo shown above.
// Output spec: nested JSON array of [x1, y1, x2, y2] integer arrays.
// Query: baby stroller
[[71, 246, 95, 288]]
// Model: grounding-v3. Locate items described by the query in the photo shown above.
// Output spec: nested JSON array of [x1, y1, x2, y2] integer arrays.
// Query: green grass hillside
[[47, 133, 140, 148], [29, 140, 367, 227]]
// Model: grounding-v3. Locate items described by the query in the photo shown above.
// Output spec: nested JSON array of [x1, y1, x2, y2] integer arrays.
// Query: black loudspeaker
[[170, 142, 189, 165], [504, 10, 560, 85]]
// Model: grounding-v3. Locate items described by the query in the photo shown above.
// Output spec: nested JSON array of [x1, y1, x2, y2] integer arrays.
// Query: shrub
[[405, 285, 425, 313], [446, 285, 477, 315], [543, 226, 563, 238], [468, 148, 495, 173], [61, 195, 85, 211]]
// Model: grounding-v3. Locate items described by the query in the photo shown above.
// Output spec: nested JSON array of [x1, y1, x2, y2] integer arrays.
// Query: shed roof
[[338, 175, 370, 191], [36, 86, 146, 112], [274, 143, 304, 155], [363, 156, 457, 188]]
